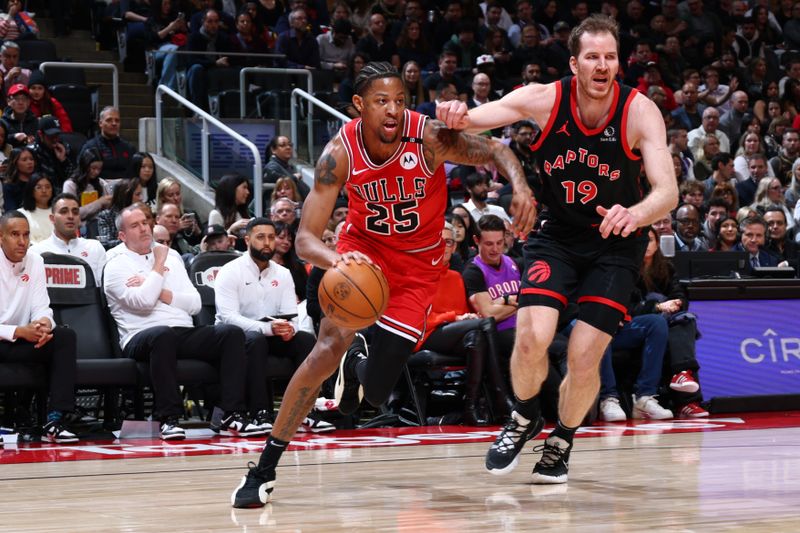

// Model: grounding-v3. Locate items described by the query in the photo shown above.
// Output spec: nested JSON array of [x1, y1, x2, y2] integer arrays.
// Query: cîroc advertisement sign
[[693, 299, 800, 398]]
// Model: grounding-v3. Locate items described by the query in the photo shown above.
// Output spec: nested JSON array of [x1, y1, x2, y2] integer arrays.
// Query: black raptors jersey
[[531, 76, 643, 233]]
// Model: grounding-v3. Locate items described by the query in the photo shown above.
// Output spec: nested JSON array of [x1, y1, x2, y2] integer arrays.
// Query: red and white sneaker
[[679, 403, 709, 418], [670, 370, 700, 393]]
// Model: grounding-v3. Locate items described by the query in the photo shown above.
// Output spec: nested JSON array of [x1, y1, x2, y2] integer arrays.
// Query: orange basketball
[[319, 261, 389, 329]]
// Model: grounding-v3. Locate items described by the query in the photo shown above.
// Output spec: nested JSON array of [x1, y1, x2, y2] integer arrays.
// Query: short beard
[[249, 246, 274, 263]]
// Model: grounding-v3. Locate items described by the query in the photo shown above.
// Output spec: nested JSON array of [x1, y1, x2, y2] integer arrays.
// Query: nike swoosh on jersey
[[351, 167, 368, 175], [431, 255, 443, 266]]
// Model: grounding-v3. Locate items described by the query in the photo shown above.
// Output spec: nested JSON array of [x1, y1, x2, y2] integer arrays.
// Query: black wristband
[[503, 294, 510, 305]]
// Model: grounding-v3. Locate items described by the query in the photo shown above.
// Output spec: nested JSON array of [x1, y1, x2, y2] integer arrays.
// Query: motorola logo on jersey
[[527, 260, 551, 284], [541, 148, 621, 181], [400, 152, 418, 170]]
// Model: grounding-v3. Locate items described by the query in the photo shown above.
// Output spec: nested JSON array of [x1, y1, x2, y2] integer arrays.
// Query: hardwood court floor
[[2, 422, 800, 532]]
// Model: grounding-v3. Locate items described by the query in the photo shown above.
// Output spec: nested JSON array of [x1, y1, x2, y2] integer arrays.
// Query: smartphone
[[659, 234, 675, 258]]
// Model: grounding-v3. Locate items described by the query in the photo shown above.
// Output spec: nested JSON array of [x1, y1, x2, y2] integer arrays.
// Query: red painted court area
[[2, 411, 798, 465]]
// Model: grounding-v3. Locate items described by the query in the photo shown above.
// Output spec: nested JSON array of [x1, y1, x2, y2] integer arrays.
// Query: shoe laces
[[253, 410, 272, 424], [532, 438, 570, 468], [491, 413, 530, 454]]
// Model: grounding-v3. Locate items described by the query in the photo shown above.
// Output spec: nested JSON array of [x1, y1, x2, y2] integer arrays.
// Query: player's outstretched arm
[[296, 137, 349, 269], [423, 119, 536, 238], [596, 95, 678, 238], [436, 83, 554, 133]]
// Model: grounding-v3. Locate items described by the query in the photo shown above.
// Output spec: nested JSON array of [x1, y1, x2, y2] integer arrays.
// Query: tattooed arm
[[423, 119, 537, 238], [295, 136, 350, 269]]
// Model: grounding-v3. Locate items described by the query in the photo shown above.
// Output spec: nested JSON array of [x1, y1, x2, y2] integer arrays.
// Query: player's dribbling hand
[[596, 205, 639, 239], [335, 251, 374, 268], [510, 188, 536, 239], [436, 100, 471, 130]]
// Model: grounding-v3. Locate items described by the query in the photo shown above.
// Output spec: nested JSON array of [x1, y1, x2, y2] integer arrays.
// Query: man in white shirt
[[463, 172, 511, 224], [687, 107, 730, 161], [104, 206, 263, 440], [0, 210, 78, 445], [31, 193, 106, 285], [214, 218, 332, 433]]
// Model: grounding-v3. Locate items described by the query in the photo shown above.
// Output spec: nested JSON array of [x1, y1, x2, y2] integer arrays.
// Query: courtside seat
[[41, 253, 139, 424], [188, 251, 297, 412], [403, 350, 468, 425]]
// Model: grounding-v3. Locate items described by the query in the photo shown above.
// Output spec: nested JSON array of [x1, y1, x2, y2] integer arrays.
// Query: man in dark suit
[[186, 9, 231, 110], [733, 216, 780, 272]]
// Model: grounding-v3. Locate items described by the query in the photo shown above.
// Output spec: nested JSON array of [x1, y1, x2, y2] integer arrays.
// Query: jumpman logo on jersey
[[556, 121, 571, 136]]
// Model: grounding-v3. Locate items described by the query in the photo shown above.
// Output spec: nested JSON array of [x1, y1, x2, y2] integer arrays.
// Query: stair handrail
[[155, 84, 264, 217], [290, 88, 351, 164], [39, 62, 119, 110]]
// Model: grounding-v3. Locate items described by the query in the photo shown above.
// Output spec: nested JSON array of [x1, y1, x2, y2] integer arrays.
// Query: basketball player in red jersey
[[438, 14, 678, 484], [231, 62, 536, 508]]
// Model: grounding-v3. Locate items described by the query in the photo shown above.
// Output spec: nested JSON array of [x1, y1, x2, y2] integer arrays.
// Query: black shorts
[[518, 224, 647, 335]]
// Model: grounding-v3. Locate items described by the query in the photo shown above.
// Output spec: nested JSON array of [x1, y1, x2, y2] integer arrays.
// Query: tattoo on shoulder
[[315, 153, 337, 185]]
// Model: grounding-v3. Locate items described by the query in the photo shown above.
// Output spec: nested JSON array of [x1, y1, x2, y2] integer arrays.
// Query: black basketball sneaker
[[231, 462, 276, 508], [531, 435, 572, 484], [485, 411, 544, 475]]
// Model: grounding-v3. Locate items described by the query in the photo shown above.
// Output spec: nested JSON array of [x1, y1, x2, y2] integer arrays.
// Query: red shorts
[[338, 229, 445, 342]]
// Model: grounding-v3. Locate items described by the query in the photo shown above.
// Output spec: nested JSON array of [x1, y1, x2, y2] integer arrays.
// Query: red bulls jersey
[[339, 109, 448, 252]]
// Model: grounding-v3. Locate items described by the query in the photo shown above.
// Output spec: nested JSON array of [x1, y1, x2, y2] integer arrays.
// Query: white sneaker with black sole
[[251, 410, 273, 433], [219, 412, 267, 437], [42, 420, 79, 443], [160, 419, 186, 440], [297, 416, 335, 433]]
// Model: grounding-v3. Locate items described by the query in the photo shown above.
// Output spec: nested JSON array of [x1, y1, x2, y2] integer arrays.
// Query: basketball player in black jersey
[[438, 14, 677, 484]]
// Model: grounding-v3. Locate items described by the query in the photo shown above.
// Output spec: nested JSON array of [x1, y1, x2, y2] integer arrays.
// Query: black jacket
[[30, 138, 75, 191], [1, 107, 39, 148], [80, 133, 135, 181]]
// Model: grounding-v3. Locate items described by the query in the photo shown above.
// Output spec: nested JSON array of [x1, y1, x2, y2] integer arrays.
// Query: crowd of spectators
[[5, 0, 800, 442]]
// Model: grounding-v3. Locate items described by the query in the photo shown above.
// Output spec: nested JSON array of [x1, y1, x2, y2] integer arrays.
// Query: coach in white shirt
[[31, 193, 106, 285], [0, 210, 78, 444], [214, 218, 320, 432], [103, 206, 262, 440]]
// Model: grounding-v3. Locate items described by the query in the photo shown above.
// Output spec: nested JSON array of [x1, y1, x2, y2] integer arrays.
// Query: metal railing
[[290, 88, 351, 163], [39, 62, 119, 109], [145, 49, 285, 87], [155, 84, 264, 217], [239, 67, 313, 119]]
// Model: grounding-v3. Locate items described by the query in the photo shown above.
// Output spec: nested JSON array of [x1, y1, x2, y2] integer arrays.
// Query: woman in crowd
[[711, 182, 740, 215], [785, 159, 800, 210], [711, 216, 740, 252], [692, 134, 720, 182], [780, 78, 800, 121], [401, 60, 427, 110], [26, 71, 73, 131], [751, 176, 795, 231], [445, 211, 476, 272], [2, 146, 35, 211], [483, 27, 512, 81], [396, 19, 434, 73], [764, 116, 791, 159], [63, 149, 112, 228], [270, 175, 302, 205], [155, 176, 202, 244], [146, 0, 188, 91], [18, 173, 54, 244], [127, 152, 158, 206], [229, 9, 270, 67], [96, 178, 142, 249], [416, 223, 512, 425], [272, 220, 307, 302], [733, 132, 774, 180], [263, 135, 309, 200], [208, 173, 251, 246]]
